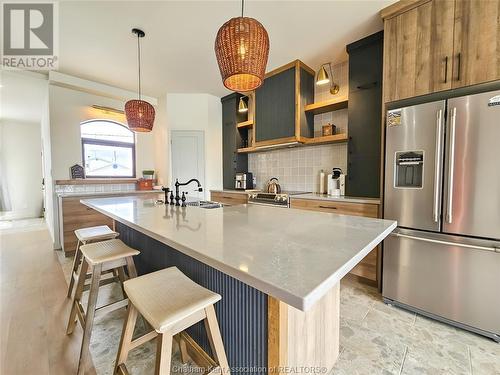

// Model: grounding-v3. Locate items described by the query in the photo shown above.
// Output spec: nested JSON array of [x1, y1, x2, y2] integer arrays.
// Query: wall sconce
[[238, 96, 248, 113], [316, 62, 339, 95]]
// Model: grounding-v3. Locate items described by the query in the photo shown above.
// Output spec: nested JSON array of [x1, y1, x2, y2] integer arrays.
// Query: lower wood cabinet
[[210, 191, 248, 205], [59, 197, 114, 254], [59, 192, 159, 255], [290, 198, 380, 284]]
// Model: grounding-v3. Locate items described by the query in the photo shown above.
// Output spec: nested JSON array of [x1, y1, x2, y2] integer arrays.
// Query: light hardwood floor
[[0, 219, 96, 375]]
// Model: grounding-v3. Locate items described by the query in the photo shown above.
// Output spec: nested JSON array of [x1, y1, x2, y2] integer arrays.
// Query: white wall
[[0, 120, 43, 219], [0, 71, 47, 221], [152, 94, 168, 185], [166, 93, 222, 194], [41, 93, 55, 240], [48, 85, 156, 180]]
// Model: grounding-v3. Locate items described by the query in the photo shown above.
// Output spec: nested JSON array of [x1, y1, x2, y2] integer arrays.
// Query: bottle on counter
[[319, 170, 325, 194]]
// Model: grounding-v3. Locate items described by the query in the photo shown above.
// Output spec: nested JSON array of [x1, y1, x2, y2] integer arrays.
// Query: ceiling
[[58, 0, 395, 99]]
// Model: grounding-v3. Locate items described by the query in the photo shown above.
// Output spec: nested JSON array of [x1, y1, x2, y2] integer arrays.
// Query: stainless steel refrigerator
[[383, 90, 500, 342]]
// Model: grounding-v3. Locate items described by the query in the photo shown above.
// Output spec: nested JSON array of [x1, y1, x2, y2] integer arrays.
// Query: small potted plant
[[142, 170, 155, 180], [137, 170, 155, 190]]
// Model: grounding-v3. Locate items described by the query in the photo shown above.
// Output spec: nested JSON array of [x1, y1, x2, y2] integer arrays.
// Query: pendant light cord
[[137, 33, 142, 100], [241, 0, 244, 17]]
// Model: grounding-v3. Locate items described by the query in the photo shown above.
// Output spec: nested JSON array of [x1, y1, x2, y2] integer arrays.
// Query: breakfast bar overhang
[[82, 196, 396, 374]]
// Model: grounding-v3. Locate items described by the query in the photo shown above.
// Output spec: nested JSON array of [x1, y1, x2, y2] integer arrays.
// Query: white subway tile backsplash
[[54, 182, 140, 195], [248, 143, 347, 192]]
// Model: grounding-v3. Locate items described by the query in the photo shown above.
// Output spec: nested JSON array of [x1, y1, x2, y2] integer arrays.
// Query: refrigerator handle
[[391, 233, 499, 253], [446, 107, 457, 223], [433, 110, 443, 222]]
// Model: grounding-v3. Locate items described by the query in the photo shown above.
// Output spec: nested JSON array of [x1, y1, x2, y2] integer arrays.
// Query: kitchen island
[[82, 195, 396, 374]]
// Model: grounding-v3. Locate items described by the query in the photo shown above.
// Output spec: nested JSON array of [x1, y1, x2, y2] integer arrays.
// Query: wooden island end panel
[[268, 284, 340, 374]]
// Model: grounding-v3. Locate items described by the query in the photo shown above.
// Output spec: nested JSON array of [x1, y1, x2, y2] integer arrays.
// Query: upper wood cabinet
[[382, 0, 500, 103], [452, 0, 500, 88]]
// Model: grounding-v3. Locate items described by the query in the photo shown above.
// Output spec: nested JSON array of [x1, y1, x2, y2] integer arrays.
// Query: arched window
[[81, 120, 136, 178]]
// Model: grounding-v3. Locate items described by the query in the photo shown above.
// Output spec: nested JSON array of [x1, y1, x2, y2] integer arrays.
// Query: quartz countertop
[[81, 196, 396, 311], [291, 193, 381, 205], [57, 190, 161, 198]]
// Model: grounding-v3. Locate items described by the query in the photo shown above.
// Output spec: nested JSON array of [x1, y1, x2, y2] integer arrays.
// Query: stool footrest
[[116, 363, 130, 375], [130, 330, 158, 351], [102, 258, 127, 272], [95, 298, 128, 318], [76, 302, 86, 328], [82, 275, 120, 292]]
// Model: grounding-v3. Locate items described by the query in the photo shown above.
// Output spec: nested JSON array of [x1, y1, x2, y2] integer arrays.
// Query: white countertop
[[291, 193, 381, 205], [81, 196, 396, 311], [57, 190, 161, 198]]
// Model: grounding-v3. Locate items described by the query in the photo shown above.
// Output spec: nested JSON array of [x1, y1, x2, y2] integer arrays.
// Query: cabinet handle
[[456, 53, 461, 81], [444, 56, 448, 83], [319, 205, 337, 210]]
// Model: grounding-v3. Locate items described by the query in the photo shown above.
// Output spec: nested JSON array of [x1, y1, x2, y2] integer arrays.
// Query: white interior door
[[170, 130, 205, 200], [0, 120, 43, 220]]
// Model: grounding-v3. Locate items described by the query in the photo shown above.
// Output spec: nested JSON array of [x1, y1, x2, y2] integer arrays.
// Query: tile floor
[[335, 276, 500, 375], [57, 250, 500, 375]]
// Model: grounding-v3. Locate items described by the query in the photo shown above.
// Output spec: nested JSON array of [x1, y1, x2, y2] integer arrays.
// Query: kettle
[[266, 177, 282, 194]]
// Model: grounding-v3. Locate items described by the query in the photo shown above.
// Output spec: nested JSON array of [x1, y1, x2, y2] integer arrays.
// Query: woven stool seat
[[124, 267, 221, 333], [75, 225, 118, 242], [80, 239, 140, 265]]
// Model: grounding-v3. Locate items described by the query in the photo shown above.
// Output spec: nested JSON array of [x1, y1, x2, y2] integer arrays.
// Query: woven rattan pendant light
[[215, 0, 269, 92], [125, 28, 155, 132]]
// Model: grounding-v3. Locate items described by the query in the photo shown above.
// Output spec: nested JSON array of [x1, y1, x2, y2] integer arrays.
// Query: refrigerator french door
[[383, 90, 500, 342]]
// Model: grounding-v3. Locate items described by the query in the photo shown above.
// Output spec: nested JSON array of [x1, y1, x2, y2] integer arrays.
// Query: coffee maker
[[327, 168, 345, 196], [235, 172, 253, 190]]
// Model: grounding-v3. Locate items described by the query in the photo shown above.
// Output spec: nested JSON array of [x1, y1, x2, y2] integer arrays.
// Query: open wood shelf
[[237, 146, 256, 153], [237, 134, 348, 153], [300, 133, 348, 145], [304, 97, 348, 115], [236, 120, 253, 129]]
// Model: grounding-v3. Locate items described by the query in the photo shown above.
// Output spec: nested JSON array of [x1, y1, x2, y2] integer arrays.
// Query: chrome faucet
[[174, 178, 203, 206]]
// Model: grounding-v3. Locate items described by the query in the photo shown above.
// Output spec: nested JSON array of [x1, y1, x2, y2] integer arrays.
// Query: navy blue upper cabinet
[[254, 60, 314, 145]]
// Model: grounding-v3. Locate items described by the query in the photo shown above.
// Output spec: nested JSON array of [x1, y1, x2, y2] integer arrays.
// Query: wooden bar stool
[[67, 225, 119, 298], [114, 267, 230, 375], [66, 238, 140, 375]]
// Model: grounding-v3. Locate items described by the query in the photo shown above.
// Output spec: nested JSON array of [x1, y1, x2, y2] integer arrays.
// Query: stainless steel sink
[[185, 200, 223, 209]]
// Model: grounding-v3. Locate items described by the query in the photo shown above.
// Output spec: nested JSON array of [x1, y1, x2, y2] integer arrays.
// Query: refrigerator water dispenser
[[394, 151, 424, 188]]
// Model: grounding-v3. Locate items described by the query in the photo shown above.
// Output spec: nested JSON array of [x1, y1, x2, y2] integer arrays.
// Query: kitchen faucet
[[174, 178, 203, 206]]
